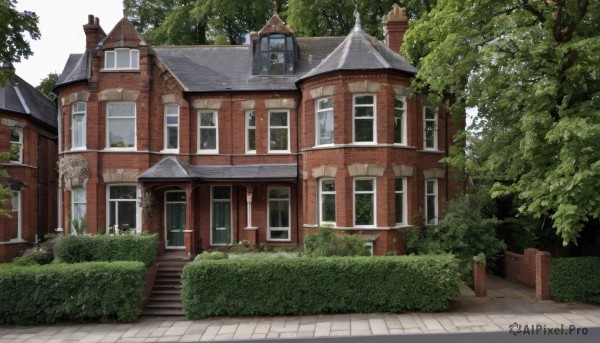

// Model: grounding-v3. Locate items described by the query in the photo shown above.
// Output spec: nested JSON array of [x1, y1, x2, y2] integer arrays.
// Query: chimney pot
[[87, 14, 94, 25], [95, 17, 100, 26]]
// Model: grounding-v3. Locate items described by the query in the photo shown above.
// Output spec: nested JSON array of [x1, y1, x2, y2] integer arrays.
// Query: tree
[[286, 0, 437, 38], [124, 1, 438, 45], [0, 0, 40, 85], [124, 0, 207, 45], [36, 72, 58, 101], [403, 0, 600, 246]]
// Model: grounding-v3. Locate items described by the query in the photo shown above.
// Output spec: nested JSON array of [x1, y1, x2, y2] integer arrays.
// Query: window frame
[[353, 94, 377, 144], [364, 241, 374, 256], [9, 127, 23, 164], [106, 184, 140, 234], [163, 104, 179, 152], [395, 177, 407, 227], [106, 102, 137, 150], [268, 110, 290, 153], [10, 191, 22, 241], [423, 106, 438, 150], [267, 186, 291, 241], [71, 186, 87, 223], [245, 110, 256, 154], [256, 34, 296, 76], [104, 48, 140, 70], [315, 97, 334, 146], [394, 97, 407, 145], [353, 177, 376, 227], [425, 179, 438, 225], [71, 102, 87, 150], [318, 178, 336, 226], [197, 110, 219, 154]]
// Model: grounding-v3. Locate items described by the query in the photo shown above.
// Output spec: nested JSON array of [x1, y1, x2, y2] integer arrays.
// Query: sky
[[14, 0, 124, 87]]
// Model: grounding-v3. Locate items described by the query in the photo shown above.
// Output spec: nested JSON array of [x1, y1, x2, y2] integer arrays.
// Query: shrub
[[182, 254, 460, 318], [195, 251, 229, 261], [54, 234, 158, 267], [404, 188, 506, 283], [12, 234, 58, 265], [551, 257, 600, 304], [0, 262, 147, 324], [304, 227, 370, 257]]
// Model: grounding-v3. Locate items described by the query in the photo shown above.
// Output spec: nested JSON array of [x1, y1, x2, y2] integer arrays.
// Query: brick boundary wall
[[503, 248, 552, 300], [473, 257, 487, 297]]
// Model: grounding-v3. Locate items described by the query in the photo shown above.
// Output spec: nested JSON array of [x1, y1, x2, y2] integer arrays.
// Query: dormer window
[[105, 48, 139, 70], [253, 34, 296, 76]]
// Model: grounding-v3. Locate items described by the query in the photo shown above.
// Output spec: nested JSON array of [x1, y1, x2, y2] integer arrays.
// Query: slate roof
[[299, 24, 417, 81], [56, 52, 87, 86], [0, 75, 57, 128], [56, 14, 416, 92], [138, 156, 297, 181]]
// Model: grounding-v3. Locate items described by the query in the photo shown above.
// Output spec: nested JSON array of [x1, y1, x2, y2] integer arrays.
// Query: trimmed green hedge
[[551, 257, 600, 304], [54, 234, 158, 267], [0, 262, 147, 324], [182, 255, 460, 318]]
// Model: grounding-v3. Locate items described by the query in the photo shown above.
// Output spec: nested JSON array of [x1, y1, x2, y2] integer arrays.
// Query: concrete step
[[150, 294, 181, 302], [151, 289, 181, 295], [153, 284, 182, 291], [154, 278, 181, 284], [141, 308, 186, 316], [145, 301, 184, 310]]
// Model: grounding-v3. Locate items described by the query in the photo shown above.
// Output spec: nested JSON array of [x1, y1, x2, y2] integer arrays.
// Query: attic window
[[254, 34, 296, 76], [105, 48, 139, 70]]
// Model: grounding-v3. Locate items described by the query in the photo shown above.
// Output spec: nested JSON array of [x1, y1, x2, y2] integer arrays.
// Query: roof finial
[[354, 6, 362, 32], [273, 0, 278, 15]]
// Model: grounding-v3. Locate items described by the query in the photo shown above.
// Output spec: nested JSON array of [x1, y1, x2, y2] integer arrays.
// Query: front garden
[[0, 233, 157, 325]]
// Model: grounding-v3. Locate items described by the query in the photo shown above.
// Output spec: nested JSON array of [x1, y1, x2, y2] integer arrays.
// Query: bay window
[[316, 97, 334, 145], [107, 102, 136, 149], [354, 178, 376, 226], [72, 102, 86, 149], [353, 95, 375, 143]]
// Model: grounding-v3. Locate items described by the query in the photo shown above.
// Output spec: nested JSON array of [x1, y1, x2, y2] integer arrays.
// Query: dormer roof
[[258, 12, 293, 35]]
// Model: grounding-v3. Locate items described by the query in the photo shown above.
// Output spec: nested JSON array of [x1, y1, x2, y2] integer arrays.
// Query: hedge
[[551, 257, 600, 304], [182, 255, 460, 318], [0, 262, 147, 324], [54, 234, 158, 267]]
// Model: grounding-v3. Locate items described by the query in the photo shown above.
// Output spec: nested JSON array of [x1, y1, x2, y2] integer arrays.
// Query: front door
[[165, 191, 186, 248], [211, 185, 232, 246]]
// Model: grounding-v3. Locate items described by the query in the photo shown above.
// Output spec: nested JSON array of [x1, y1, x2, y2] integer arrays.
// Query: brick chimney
[[382, 4, 409, 53], [83, 14, 105, 51]]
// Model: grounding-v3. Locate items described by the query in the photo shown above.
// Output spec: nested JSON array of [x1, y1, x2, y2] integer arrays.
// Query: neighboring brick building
[[54, 5, 461, 256], [0, 74, 58, 262]]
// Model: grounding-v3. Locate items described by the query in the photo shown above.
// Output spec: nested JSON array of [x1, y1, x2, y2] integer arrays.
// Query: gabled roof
[[138, 157, 297, 181], [0, 75, 57, 128], [299, 20, 417, 81]]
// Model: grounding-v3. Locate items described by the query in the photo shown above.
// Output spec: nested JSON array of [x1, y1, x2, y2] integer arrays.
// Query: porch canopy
[[137, 156, 298, 182]]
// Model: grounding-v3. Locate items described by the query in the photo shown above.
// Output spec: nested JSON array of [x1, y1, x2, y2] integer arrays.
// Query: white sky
[[14, 0, 124, 87]]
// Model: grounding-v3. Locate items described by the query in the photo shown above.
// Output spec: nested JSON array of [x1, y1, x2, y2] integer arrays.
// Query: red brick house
[[0, 74, 58, 262], [54, 5, 461, 256]]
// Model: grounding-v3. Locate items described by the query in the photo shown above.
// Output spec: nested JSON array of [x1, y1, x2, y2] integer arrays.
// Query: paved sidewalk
[[1, 277, 599, 342]]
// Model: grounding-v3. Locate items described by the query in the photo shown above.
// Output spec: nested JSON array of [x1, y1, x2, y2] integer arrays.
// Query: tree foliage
[[0, 0, 40, 85], [287, 0, 436, 38], [35, 72, 57, 101], [124, 0, 438, 45], [403, 0, 600, 246]]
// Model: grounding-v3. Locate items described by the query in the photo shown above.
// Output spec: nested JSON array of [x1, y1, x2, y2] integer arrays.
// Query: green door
[[211, 186, 231, 245], [165, 191, 186, 248]]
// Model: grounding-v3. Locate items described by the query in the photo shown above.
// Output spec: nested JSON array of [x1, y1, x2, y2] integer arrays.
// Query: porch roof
[[138, 157, 297, 181]]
